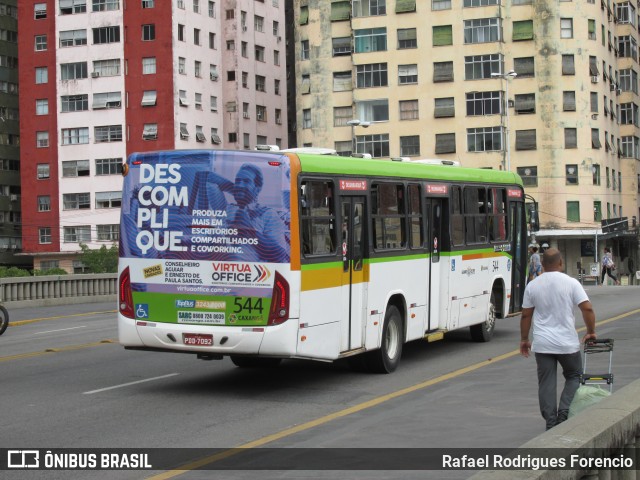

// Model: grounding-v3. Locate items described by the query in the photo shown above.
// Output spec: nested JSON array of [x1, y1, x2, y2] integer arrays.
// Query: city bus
[[118, 149, 528, 373]]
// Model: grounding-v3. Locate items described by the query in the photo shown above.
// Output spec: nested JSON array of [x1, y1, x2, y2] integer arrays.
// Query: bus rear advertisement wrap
[[119, 150, 291, 328]]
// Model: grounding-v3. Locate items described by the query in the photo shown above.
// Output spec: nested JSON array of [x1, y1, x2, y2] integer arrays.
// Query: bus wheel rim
[[386, 319, 399, 359]]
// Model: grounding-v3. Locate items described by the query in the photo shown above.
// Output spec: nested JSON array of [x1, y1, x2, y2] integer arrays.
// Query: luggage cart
[[580, 338, 614, 393]]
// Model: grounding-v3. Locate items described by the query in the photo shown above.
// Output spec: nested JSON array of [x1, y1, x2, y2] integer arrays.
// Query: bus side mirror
[[525, 198, 539, 232], [529, 208, 539, 232]]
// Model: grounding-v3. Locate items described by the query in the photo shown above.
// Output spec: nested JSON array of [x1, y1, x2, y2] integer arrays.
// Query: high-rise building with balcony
[[0, 0, 23, 265], [293, 0, 639, 278], [18, 0, 287, 272]]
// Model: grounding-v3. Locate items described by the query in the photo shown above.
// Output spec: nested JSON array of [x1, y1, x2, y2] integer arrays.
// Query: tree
[[79, 243, 118, 273]]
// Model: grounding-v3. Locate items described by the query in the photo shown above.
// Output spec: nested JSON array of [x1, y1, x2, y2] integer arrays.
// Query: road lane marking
[[83, 373, 180, 395], [0, 340, 114, 363], [35, 326, 87, 335], [9, 310, 117, 327], [147, 308, 640, 478]]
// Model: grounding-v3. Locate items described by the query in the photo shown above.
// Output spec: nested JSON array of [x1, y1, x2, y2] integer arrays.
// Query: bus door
[[509, 199, 527, 313], [425, 197, 444, 332], [339, 196, 367, 352]]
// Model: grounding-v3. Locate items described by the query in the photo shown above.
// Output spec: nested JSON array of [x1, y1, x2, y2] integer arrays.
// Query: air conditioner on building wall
[[91, 72, 100, 78], [591, 76, 599, 83], [9, 194, 17, 201], [242, 25, 247, 32], [210, 73, 218, 81]]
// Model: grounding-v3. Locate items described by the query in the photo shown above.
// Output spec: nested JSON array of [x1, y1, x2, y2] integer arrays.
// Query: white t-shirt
[[522, 271, 589, 354]]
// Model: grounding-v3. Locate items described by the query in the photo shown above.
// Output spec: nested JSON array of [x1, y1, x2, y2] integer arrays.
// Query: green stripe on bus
[[297, 154, 523, 186]]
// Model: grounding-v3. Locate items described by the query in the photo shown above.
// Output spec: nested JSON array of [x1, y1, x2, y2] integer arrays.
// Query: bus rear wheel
[[470, 292, 496, 342], [230, 356, 282, 368], [365, 305, 403, 373]]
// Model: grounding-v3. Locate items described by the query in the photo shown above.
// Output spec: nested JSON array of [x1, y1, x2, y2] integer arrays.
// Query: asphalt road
[[1, 286, 638, 480]]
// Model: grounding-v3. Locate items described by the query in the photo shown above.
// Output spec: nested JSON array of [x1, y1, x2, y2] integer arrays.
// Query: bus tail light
[[119, 267, 135, 319], [268, 271, 289, 325]]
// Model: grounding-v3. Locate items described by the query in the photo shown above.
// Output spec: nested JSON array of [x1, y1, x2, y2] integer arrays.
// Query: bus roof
[[295, 153, 523, 186]]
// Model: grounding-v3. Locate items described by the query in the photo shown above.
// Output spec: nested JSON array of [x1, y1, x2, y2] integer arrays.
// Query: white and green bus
[[118, 150, 529, 373]]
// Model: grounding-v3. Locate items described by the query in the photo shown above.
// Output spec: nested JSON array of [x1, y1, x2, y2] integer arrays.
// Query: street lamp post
[[346, 119, 370, 155], [491, 70, 517, 171]]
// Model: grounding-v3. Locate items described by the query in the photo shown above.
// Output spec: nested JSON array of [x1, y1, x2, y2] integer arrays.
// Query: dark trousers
[[601, 267, 617, 284], [534, 352, 582, 430]]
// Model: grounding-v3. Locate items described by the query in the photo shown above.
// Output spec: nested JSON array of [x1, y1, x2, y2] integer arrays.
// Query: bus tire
[[365, 305, 403, 374], [230, 356, 282, 368], [0, 304, 7, 336], [470, 291, 497, 342]]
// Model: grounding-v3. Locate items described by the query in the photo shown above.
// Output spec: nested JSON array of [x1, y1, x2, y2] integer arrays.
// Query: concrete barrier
[[0, 274, 118, 308], [469, 378, 640, 480]]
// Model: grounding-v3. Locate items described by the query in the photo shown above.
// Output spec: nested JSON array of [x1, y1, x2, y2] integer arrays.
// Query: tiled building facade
[[293, 0, 639, 279]]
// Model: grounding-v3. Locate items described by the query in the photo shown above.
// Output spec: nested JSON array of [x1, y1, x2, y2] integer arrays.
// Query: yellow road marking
[[148, 309, 639, 478], [9, 310, 116, 327], [0, 340, 114, 363]]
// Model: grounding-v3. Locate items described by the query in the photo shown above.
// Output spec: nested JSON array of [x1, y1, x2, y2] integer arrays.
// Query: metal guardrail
[[0, 273, 118, 308]]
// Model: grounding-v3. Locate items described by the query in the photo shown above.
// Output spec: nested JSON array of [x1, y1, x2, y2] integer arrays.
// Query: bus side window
[[408, 184, 423, 249], [372, 183, 407, 250], [300, 180, 336, 256], [464, 186, 487, 244], [451, 186, 464, 246]]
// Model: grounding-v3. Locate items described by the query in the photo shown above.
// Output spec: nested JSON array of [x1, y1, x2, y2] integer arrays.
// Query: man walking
[[520, 248, 597, 430]]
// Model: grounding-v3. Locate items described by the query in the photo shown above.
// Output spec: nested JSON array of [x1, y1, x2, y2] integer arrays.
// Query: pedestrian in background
[[528, 245, 542, 282], [520, 248, 597, 430], [600, 247, 619, 286]]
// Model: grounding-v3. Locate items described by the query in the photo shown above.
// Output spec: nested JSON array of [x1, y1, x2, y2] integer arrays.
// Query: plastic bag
[[569, 385, 610, 418]]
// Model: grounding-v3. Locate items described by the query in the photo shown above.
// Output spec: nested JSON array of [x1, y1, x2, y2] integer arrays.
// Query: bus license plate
[[183, 333, 213, 346]]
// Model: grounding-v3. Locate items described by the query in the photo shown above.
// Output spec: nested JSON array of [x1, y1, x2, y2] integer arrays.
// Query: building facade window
[[60, 29, 87, 47], [38, 196, 51, 212], [516, 166, 537, 186], [399, 99, 419, 120], [61, 62, 88, 80], [356, 63, 388, 88], [565, 128, 577, 148], [142, 24, 155, 41], [37, 164, 50, 179], [397, 28, 417, 49], [96, 158, 122, 175], [63, 193, 91, 210], [356, 99, 389, 122], [62, 127, 90, 145], [93, 26, 120, 44], [560, 18, 573, 38], [354, 28, 387, 53], [566, 164, 579, 184], [466, 91, 501, 116], [465, 53, 503, 80], [97, 224, 119, 241], [400, 135, 420, 156], [435, 133, 455, 154], [566, 201, 580, 222], [463, 18, 501, 44], [62, 160, 90, 177], [142, 57, 156, 74], [61, 94, 88, 113], [39, 227, 52, 244], [515, 129, 536, 150], [467, 126, 502, 152], [64, 226, 91, 242], [355, 134, 390, 157], [94, 125, 123, 143], [353, 0, 387, 17], [434, 97, 455, 118], [398, 64, 418, 84]]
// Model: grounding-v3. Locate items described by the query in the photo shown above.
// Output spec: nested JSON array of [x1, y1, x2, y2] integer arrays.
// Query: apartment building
[[18, 0, 287, 272], [0, 0, 24, 266], [294, 0, 639, 278]]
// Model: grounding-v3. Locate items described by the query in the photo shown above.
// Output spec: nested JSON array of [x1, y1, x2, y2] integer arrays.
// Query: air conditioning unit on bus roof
[[413, 159, 461, 166]]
